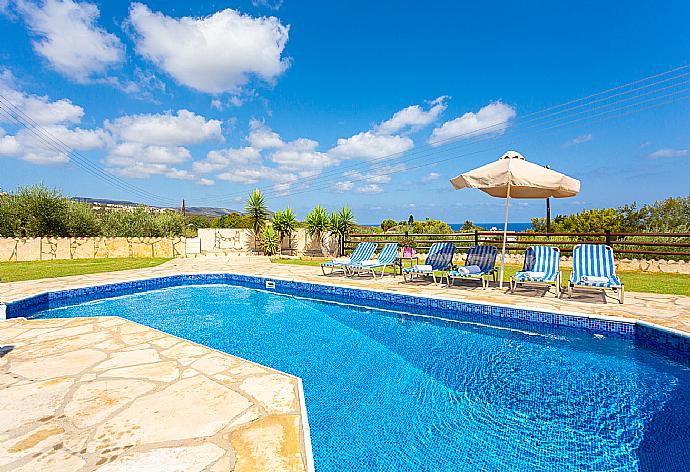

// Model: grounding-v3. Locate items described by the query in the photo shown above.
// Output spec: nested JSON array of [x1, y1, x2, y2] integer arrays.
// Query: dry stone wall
[[0, 237, 187, 262]]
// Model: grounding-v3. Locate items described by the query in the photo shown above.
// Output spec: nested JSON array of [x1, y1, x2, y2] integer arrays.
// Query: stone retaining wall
[[2, 233, 687, 274], [192, 228, 338, 258], [0, 237, 187, 262]]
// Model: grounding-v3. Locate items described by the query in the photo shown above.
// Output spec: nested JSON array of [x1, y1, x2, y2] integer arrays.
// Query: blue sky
[[1, 0, 689, 223]]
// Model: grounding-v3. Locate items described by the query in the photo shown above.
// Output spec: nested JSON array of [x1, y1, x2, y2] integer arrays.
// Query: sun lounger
[[510, 246, 561, 296], [403, 242, 455, 284], [446, 245, 498, 289], [568, 244, 624, 303], [348, 243, 399, 279], [321, 242, 377, 276]]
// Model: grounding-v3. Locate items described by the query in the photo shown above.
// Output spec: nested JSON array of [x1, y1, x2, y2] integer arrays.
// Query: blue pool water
[[33, 285, 690, 471]]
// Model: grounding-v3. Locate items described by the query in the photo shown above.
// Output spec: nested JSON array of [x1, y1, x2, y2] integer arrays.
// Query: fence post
[[605, 229, 611, 248], [474, 229, 479, 246]]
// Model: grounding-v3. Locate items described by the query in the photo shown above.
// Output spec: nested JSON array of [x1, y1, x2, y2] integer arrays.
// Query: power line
[[259, 91, 690, 201], [198, 64, 690, 202], [0, 95, 179, 206], [193, 65, 690, 204]]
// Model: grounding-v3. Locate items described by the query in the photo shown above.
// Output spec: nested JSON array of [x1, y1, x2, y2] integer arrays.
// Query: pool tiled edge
[[4, 272, 690, 360]]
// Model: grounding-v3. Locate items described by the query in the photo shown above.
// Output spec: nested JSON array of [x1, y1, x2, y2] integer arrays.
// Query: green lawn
[[0, 258, 172, 282], [272, 258, 690, 296]]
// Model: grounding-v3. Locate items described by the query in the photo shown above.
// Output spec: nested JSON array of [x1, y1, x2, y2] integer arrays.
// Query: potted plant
[[400, 237, 417, 258]]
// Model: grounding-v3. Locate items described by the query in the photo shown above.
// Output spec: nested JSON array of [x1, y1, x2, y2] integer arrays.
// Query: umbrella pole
[[499, 182, 511, 288]]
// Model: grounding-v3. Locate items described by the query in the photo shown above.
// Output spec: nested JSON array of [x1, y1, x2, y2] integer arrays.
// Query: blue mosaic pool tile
[[635, 323, 690, 360], [1, 272, 684, 360]]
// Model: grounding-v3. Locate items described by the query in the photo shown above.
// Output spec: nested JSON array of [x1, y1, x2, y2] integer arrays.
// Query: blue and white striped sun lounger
[[403, 242, 456, 284], [446, 245, 498, 289], [321, 242, 376, 276], [568, 244, 624, 303], [348, 243, 399, 279], [510, 246, 561, 296]]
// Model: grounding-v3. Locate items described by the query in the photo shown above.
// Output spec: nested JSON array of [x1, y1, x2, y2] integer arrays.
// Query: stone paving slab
[[0, 315, 310, 472], [2, 256, 687, 335], [0, 255, 689, 471]]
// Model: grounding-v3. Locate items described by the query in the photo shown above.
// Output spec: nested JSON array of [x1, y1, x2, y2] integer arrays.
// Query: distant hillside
[[73, 197, 242, 217], [185, 206, 243, 217]]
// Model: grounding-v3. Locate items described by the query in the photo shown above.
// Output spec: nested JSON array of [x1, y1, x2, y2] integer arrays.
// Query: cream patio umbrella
[[450, 150, 580, 288]]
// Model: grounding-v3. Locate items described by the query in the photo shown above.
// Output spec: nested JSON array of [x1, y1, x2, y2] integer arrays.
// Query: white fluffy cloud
[[328, 97, 444, 162], [564, 133, 593, 147], [104, 109, 223, 180], [247, 119, 284, 149], [0, 129, 21, 156], [355, 183, 384, 194], [104, 141, 193, 178], [14, 125, 107, 165], [269, 138, 337, 171], [428, 101, 516, 145], [128, 3, 290, 94], [0, 75, 107, 164], [421, 171, 440, 182], [16, 0, 124, 81], [252, 0, 283, 10], [649, 148, 689, 158], [334, 180, 354, 192], [106, 109, 222, 146], [334, 164, 406, 194], [218, 166, 271, 184], [329, 131, 413, 160], [197, 177, 214, 186], [193, 146, 261, 174], [376, 96, 448, 135], [0, 70, 84, 125]]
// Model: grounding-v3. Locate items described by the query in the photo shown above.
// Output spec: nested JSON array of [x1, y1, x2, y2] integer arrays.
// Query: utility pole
[[544, 165, 551, 238]]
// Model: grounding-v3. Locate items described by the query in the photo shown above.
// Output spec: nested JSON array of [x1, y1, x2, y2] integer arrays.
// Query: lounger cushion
[[448, 269, 488, 278], [513, 270, 558, 282], [573, 274, 622, 288]]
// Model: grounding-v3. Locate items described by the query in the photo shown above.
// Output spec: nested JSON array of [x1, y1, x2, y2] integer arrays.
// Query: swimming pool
[[31, 283, 690, 471]]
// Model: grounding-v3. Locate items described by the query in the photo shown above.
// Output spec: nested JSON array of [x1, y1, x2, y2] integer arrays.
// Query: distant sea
[[449, 222, 532, 232]]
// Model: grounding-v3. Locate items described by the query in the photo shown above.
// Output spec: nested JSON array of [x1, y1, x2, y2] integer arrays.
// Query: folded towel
[[581, 275, 609, 284], [334, 257, 351, 264], [360, 259, 379, 267], [523, 271, 546, 279], [415, 264, 433, 271], [465, 265, 483, 274], [455, 265, 483, 276]]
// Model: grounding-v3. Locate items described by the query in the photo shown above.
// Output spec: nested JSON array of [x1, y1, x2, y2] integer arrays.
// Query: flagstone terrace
[[1, 255, 689, 471]]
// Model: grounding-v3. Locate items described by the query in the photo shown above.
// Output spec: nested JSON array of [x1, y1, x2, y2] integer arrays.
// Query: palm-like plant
[[245, 189, 269, 249], [305, 205, 328, 243], [272, 207, 298, 253], [328, 207, 356, 255], [261, 225, 279, 256]]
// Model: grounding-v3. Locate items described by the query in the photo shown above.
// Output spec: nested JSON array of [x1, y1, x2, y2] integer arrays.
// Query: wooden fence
[[345, 230, 690, 258]]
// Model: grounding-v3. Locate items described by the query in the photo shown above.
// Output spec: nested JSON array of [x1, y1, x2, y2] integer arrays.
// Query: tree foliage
[[531, 196, 689, 233], [261, 225, 279, 256], [380, 219, 396, 232], [328, 207, 357, 255], [411, 219, 453, 234], [210, 213, 251, 229], [0, 185, 187, 238], [305, 205, 328, 241], [244, 189, 269, 236], [272, 207, 298, 249], [460, 220, 479, 232]]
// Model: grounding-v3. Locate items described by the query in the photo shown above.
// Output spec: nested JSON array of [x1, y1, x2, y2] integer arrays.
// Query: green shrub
[[261, 225, 279, 255], [156, 212, 185, 237], [380, 219, 396, 232], [305, 205, 328, 243], [66, 201, 101, 237]]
